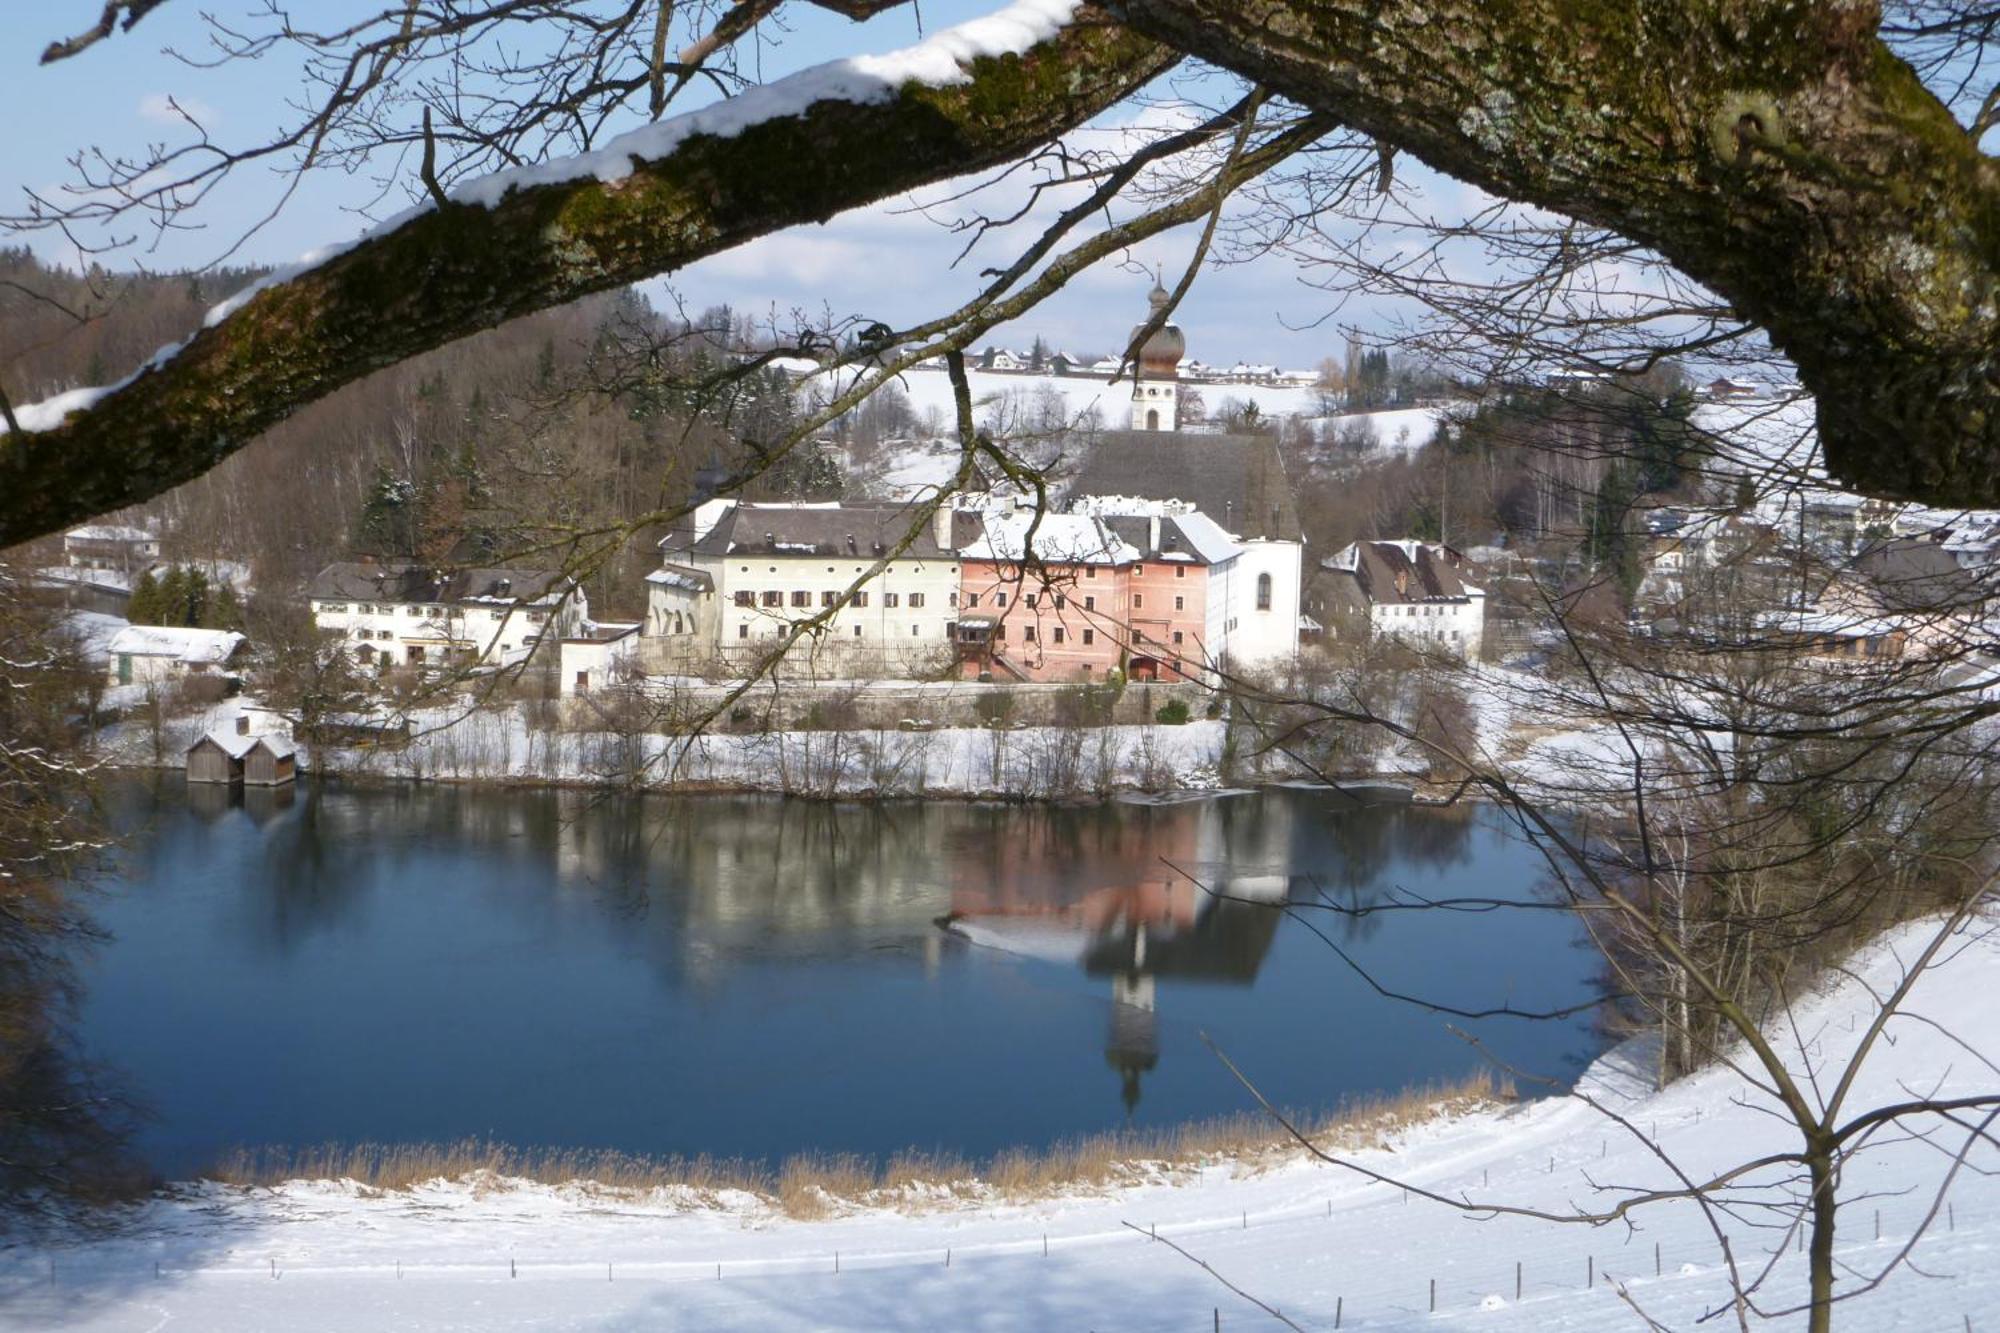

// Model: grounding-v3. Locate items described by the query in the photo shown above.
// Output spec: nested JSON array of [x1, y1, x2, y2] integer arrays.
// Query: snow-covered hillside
[[8, 915, 1997, 1330]]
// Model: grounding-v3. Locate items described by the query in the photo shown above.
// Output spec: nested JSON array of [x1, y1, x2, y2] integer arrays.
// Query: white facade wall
[[644, 582, 712, 641], [694, 552, 964, 671], [1224, 539, 1303, 665], [1370, 593, 1485, 658], [312, 595, 584, 668], [1130, 379, 1178, 432], [109, 653, 189, 687], [560, 627, 642, 695]]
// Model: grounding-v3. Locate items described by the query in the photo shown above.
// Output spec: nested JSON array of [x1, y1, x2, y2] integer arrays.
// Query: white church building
[[1062, 281, 1306, 669]]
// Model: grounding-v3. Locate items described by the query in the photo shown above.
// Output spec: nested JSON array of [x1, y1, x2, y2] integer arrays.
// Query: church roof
[[1061, 432, 1303, 543]]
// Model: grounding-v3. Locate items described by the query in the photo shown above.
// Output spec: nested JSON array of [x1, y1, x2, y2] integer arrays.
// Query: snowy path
[[7, 918, 2000, 1329]]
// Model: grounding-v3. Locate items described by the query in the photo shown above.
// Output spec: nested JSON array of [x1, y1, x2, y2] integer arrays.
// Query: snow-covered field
[[843, 369, 1447, 496], [7, 916, 1998, 1330]]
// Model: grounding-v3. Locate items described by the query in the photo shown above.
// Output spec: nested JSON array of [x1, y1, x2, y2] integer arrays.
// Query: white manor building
[[643, 499, 978, 677], [308, 560, 587, 670], [1318, 540, 1488, 658]]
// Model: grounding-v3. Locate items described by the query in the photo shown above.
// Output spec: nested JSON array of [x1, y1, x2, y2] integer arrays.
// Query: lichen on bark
[[0, 12, 1173, 545]]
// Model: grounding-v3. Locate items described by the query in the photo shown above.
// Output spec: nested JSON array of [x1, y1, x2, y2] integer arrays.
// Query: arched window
[[1146, 409, 1160, 430], [1256, 572, 1273, 611]]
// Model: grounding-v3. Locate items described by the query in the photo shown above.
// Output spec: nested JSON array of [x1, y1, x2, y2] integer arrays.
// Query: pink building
[[955, 509, 1235, 682]]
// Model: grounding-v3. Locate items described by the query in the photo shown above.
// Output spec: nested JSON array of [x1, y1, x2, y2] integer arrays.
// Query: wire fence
[[12, 1178, 1997, 1329]]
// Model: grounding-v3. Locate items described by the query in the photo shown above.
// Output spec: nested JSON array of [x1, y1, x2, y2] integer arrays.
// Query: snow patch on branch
[[2, 0, 1087, 436]]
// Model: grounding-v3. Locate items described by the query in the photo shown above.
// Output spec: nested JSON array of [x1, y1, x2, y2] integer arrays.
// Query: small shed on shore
[[244, 734, 298, 786], [186, 728, 257, 784]]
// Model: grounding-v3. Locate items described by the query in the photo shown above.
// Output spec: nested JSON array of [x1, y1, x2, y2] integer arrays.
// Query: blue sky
[[0, 2, 1451, 372]]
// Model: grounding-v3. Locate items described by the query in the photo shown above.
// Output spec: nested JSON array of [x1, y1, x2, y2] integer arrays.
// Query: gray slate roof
[[1061, 432, 1302, 542], [309, 561, 571, 606], [1850, 538, 1991, 614], [1324, 541, 1485, 608], [692, 503, 979, 561]]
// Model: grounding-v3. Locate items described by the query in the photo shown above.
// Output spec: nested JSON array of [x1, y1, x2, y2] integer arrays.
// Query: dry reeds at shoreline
[[201, 1069, 1509, 1218]]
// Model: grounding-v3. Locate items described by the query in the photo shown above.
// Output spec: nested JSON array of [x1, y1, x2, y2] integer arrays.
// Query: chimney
[[933, 500, 955, 553], [236, 715, 250, 736], [1148, 514, 1161, 554]]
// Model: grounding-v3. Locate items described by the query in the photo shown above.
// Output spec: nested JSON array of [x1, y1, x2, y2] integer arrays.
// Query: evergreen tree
[[127, 570, 162, 625], [181, 567, 211, 628], [155, 566, 190, 627], [206, 583, 243, 632], [1629, 388, 1696, 495], [1587, 465, 1643, 604]]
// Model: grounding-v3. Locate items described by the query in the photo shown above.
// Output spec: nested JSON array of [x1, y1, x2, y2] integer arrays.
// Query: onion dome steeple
[[1129, 273, 1185, 432]]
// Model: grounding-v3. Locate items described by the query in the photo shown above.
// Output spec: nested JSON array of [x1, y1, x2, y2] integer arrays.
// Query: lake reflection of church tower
[[1105, 924, 1159, 1116], [1129, 276, 1186, 433]]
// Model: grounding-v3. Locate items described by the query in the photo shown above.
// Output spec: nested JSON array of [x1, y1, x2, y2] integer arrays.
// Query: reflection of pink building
[[955, 509, 1240, 683]]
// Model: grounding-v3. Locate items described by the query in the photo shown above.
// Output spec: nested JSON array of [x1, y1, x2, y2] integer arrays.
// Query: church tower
[[1128, 276, 1186, 432]]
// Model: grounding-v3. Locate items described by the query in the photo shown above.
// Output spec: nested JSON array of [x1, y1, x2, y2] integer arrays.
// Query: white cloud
[[138, 93, 221, 128]]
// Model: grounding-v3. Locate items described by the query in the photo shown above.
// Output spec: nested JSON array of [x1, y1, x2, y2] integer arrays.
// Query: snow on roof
[[191, 728, 259, 760], [962, 511, 1139, 565], [644, 564, 713, 592], [106, 625, 245, 664], [6, 0, 1091, 436], [1163, 510, 1243, 565], [66, 524, 155, 543]]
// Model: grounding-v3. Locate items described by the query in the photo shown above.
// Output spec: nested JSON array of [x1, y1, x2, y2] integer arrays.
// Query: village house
[[308, 560, 587, 670], [1796, 537, 1993, 659], [63, 522, 161, 574], [955, 507, 1234, 683], [1317, 540, 1489, 659], [643, 499, 976, 677], [105, 624, 246, 687], [559, 622, 643, 695]]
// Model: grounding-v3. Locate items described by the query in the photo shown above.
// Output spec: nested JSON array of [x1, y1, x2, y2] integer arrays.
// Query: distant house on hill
[[1317, 541, 1488, 658], [307, 560, 586, 670], [106, 625, 246, 687], [63, 523, 160, 574]]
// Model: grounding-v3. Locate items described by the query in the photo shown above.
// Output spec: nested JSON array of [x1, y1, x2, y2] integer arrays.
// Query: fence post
[[1515, 1261, 1522, 1301], [1429, 1278, 1436, 1313], [1335, 1295, 1343, 1329], [1655, 1241, 1661, 1277], [946, 1248, 950, 1268]]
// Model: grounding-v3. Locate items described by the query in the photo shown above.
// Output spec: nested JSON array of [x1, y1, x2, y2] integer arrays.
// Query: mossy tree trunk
[[7, 0, 1999, 538], [1112, 0, 2000, 505], [0, 13, 1173, 545]]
